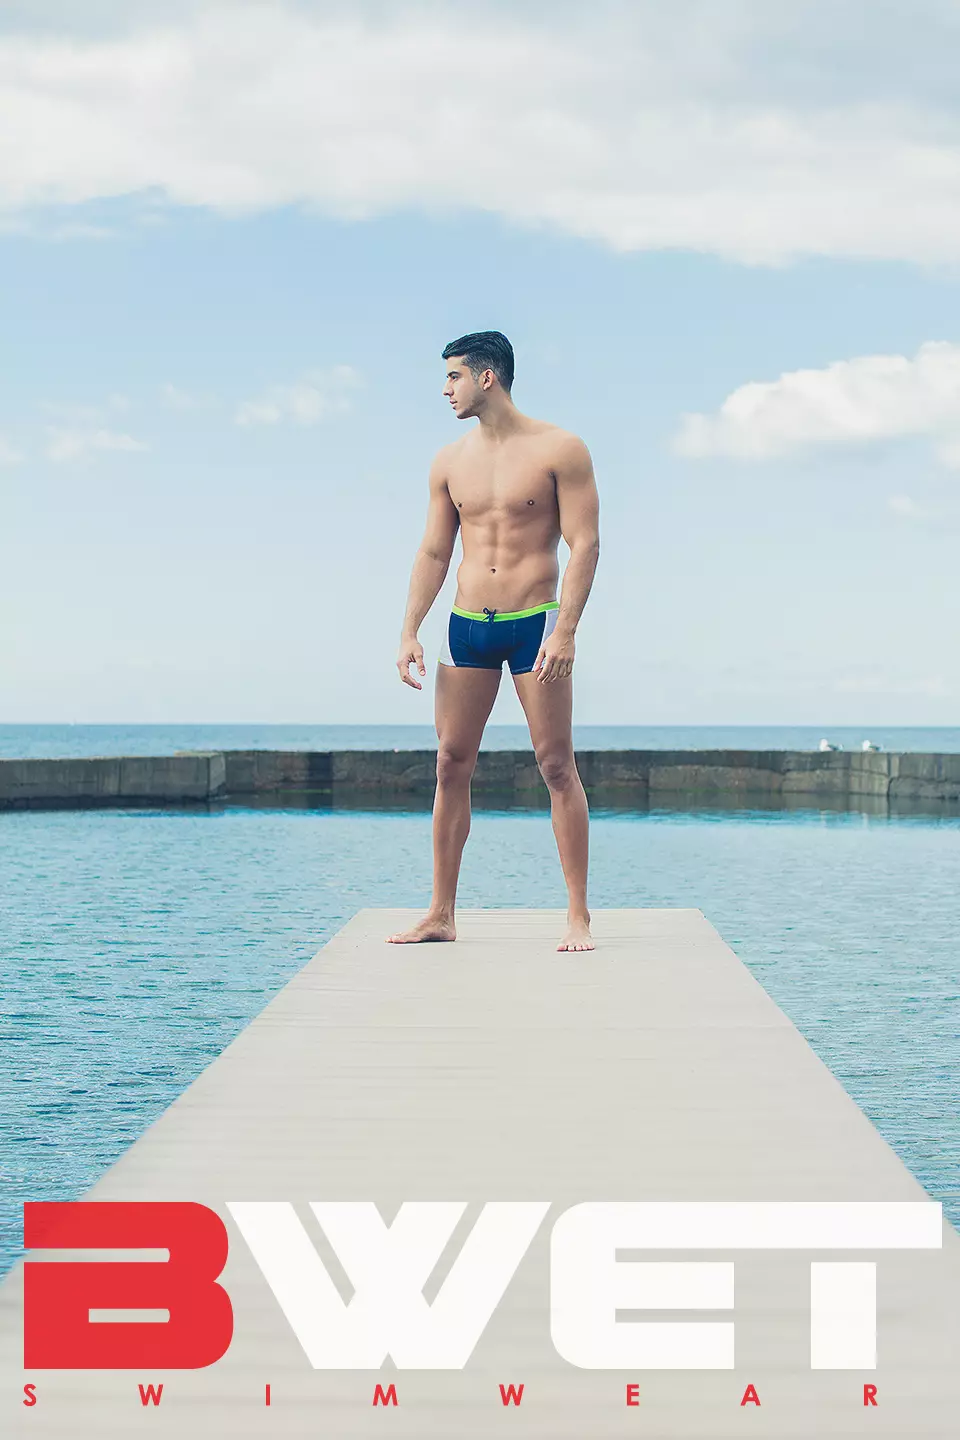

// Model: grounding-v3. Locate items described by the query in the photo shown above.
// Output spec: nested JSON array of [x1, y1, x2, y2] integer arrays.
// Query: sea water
[[1, 797, 958, 1276], [3, 722, 960, 758]]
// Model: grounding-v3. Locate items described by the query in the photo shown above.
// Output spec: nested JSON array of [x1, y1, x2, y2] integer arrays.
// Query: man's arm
[[397, 448, 460, 690], [535, 435, 600, 683]]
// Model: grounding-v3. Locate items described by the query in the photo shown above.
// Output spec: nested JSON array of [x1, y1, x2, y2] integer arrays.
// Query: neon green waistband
[[452, 600, 560, 622]]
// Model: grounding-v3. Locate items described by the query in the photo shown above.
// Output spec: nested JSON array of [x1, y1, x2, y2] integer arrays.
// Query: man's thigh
[[511, 670, 573, 756], [435, 661, 503, 755]]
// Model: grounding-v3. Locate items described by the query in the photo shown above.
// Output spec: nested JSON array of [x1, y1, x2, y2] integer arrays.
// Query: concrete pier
[[2, 747, 960, 809], [0, 751, 226, 808], [1, 908, 957, 1437]]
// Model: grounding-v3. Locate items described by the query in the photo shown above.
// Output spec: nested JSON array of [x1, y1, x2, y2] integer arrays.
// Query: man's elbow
[[568, 533, 600, 559], [419, 543, 452, 568]]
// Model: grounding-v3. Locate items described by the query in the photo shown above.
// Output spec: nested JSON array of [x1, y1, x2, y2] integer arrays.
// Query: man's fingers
[[398, 658, 423, 689], [534, 647, 574, 683]]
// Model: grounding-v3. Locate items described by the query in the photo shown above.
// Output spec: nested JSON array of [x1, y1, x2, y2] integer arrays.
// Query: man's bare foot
[[557, 913, 594, 952], [386, 914, 457, 944]]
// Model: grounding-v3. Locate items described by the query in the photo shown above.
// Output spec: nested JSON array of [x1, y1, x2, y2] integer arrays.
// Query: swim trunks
[[438, 600, 560, 675]]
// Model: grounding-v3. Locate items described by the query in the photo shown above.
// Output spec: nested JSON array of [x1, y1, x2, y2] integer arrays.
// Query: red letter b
[[24, 1202, 232, 1368]]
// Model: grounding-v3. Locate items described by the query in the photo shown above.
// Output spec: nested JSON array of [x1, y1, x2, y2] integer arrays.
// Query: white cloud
[[235, 364, 361, 427], [161, 382, 213, 410], [42, 393, 130, 423], [46, 427, 147, 462], [934, 436, 960, 469], [0, 214, 116, 240], [3, 2, 960, 264], [0, 435, 23, 465], [888, 494, 929, 518], [674, 341, 960, 464]]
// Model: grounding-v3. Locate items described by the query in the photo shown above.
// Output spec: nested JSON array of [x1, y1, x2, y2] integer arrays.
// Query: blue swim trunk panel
[[440, 605, 559, 675]]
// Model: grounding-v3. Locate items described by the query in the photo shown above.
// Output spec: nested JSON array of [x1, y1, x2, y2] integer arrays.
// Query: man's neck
[[475, 397, 525, 442]]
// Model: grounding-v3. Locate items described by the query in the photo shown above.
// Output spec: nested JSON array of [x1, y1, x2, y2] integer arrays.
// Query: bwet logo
[[22, 1199, 941, 1371]]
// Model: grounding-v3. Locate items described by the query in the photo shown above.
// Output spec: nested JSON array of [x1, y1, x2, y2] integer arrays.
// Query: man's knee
[[536, 747, 576, 791], [436, 743, 477, 787]]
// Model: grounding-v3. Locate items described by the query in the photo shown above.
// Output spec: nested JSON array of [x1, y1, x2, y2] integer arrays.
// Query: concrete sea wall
[[2, 748, 960, 809], [0, 751, 226, 809]]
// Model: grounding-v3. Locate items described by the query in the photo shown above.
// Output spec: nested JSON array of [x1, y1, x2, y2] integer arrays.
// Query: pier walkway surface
[[2, 908, 958, 1437]]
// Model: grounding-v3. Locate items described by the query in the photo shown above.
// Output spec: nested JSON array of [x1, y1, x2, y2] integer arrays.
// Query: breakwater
[[2, 748, 960, 809]]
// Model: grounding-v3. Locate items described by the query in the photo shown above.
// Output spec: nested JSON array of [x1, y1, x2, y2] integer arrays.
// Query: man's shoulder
[[534, 423, 591, 465], [428, 437, 465, 484], [526, 419, 586, 445], [436, 435, 472, 465]]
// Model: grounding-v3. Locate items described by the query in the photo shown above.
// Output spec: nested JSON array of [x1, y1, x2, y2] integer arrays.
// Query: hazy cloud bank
[[3, 1, 960, 264]]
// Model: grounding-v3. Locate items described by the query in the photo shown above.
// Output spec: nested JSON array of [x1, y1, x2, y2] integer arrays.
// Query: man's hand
[[534, 628, 575, 683], [397, 636, 426, 689]]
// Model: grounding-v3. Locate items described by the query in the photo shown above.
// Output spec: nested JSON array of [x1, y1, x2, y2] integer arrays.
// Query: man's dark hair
[[442, 331, 514, 393]]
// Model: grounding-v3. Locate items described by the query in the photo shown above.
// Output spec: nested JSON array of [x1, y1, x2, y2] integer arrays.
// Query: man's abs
[[453, 552, 559, 614], [447, 426, 564, 612]]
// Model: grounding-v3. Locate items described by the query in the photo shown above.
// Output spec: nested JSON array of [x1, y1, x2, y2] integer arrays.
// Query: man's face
[[443, 357, 485, 418]]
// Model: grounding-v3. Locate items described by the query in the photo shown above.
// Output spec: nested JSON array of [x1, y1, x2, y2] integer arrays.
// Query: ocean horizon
[[3, 722, 960, 760]]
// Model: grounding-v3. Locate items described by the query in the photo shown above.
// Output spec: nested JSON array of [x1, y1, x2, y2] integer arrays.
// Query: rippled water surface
[[2, 800, 958, 1274]]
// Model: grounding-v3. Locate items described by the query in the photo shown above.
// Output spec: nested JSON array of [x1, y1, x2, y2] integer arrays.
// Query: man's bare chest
[[448, 452, 558, 524]]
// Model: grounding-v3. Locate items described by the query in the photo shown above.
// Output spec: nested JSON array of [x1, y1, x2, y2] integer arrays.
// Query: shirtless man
[[387, 330, 600, 952]]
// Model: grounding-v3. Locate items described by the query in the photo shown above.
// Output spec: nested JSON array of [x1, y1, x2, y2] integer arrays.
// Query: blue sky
[[3, 1, 959, 725]]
